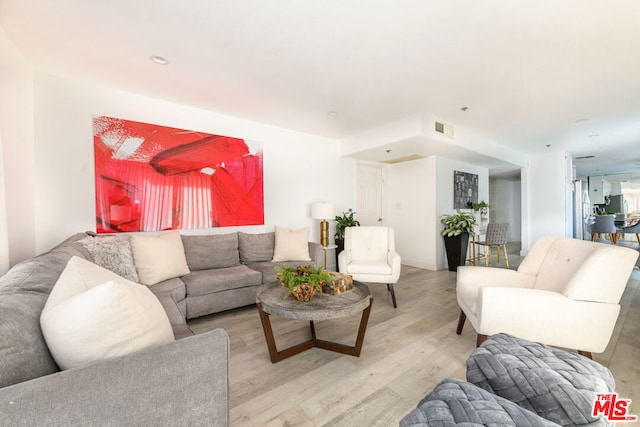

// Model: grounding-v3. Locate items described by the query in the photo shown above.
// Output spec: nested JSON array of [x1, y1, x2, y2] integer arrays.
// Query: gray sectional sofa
[[178, 231, 323, 319], [0, 230, 322, 425]]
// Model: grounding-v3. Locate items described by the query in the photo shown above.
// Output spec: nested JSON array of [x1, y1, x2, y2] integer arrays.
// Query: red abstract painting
[[93, 116, 264, 233]]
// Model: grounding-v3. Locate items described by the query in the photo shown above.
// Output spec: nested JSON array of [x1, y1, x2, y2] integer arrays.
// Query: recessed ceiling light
[[327, 111, 338, 116], [588, 134, 600, 138], [575, 118, 590, 123], [150, 55, 169, 65]]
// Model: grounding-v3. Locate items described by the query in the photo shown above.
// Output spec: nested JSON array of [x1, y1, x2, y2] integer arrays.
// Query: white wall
[[32, 73, 355, 254], [387, 157, 436, 269], [0, 27, 37, 267], [387, 155, 488, 271], [525, 151, 570, 247], [435, 157, 489, 270]]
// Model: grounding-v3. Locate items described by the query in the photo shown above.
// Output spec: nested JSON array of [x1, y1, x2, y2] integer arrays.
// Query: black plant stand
[[443, 233, 470, 271], [335, 237, 344, 268]]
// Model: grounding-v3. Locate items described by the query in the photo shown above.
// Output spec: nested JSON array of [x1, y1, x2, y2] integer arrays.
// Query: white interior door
[[356, 163, 384, 226]]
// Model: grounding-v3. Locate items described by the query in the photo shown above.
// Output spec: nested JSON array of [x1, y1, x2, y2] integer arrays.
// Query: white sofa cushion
[[130, 230, 190, 285], [272, 226, 311, 262], [533, 238, 597, 292], [40, 256, 174, 370], [347, 260, 392, 275], [349, 227, 390, 262]]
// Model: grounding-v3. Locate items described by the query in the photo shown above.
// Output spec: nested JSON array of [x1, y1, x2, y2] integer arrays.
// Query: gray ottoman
[[400, 378, 557, 426], [466, 333, 615, 426]]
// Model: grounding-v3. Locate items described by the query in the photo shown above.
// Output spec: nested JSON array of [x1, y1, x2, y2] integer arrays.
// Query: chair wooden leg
[[636, 233, 640, 245], [456, 310, 466, 335], [485, 247, 490, 266], [476, 334, 488, 347], [387, 283, 397, 308], [503, 245, 509, 269], [578, 350, 593, 360]]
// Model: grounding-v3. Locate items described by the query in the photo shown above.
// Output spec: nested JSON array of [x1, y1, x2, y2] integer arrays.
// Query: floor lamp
[[311, 202, 335, 247]]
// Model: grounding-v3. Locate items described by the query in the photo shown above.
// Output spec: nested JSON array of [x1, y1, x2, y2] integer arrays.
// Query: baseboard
[[402, 259, 442, 271]]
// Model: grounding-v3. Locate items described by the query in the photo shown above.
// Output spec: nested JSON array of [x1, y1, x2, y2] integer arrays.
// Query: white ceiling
[[2, 0, 640, 177]]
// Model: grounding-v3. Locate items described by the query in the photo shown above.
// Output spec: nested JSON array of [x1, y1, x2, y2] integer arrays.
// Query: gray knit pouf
[[466, 333, 615, 426], [400, 378, 557, 426]]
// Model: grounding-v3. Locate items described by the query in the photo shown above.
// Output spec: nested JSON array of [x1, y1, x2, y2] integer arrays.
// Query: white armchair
[[456, 236, 638, 358], [338, 226, 402, 307]]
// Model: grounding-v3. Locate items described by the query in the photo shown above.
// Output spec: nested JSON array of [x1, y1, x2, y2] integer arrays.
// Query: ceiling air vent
[[575, 155, 595, 160], [435, 121, 454, 138]]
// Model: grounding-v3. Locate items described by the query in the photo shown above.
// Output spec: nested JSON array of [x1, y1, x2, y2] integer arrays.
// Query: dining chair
[[620, 219, 640, 244], [475, 223, 509, 268], [591, 215, 618, 244]]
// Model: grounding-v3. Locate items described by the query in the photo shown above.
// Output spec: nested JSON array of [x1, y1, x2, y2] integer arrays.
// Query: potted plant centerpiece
[[275, 264, 333, 301], [441, 209, 476, 272]]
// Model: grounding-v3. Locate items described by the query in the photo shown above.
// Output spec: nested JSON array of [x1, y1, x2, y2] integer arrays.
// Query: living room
[[1, 2, 640, 425]]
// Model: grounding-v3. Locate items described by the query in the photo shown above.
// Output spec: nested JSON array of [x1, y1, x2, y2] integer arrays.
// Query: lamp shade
[[311, 202, 335, 220]]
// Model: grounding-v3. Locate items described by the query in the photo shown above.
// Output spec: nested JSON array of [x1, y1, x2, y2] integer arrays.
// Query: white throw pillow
[[40, 256, 174, 370], [130, 230, 190, 286], [272, 226, 311, 262]]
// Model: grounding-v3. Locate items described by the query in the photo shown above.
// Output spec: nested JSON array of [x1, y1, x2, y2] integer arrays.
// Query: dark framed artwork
[[93, 116, 264, 233], [453, 170, 478, 209]]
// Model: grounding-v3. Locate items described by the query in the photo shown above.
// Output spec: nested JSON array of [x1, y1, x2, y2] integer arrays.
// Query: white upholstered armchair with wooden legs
[[456, 236, 638, 359], [338, 226, 401, 308]]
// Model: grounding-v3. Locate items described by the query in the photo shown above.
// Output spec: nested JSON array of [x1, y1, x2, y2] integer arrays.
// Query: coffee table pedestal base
[[257, 299, 373, 363]]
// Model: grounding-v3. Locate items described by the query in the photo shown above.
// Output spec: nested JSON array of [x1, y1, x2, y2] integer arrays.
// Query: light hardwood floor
[[189, 241, 640, 426]]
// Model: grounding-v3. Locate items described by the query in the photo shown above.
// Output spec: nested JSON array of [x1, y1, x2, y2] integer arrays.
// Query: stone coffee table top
[[256, 281, 373, 362], [256, 280, 372, 321]]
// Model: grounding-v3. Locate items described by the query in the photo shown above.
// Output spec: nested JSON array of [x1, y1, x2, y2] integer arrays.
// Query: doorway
[[356, 163, 385, 226], [489, 171, 522, 248]]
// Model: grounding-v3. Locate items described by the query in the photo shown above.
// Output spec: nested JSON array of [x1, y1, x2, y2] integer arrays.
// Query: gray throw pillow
[[181, 233, 240, 270], [238, 232, 274, 263], [79, 235, 139, 282]]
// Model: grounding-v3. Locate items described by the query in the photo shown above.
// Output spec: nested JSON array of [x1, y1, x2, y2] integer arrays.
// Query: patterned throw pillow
[[79, 235, 139, 282]]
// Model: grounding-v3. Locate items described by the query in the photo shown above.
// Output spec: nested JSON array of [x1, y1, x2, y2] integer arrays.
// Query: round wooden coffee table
[[256, 281, 373, 363]]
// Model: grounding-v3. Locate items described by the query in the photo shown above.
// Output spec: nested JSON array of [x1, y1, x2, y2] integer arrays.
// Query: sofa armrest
[[457, 266, 535, 289], [337, 248, 352, 273], [153, 290, 194, 339], [478, 287, 620, 353], [0, 329, 230, 426], [308, 241, 324, 267]]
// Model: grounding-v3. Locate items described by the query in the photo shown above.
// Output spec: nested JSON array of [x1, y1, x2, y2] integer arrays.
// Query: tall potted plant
[[441, 209, 476, 271], [334, 210, 360, 264]]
